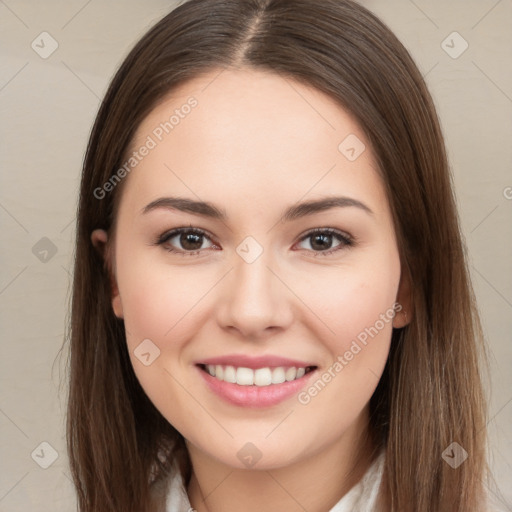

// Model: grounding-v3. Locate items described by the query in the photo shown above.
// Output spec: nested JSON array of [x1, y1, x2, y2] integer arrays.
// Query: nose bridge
[[217, 237, 292, 336], [234, 249, 274, 302]]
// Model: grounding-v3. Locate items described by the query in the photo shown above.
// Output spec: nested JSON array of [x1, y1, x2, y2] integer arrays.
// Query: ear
[[91, 229, 124, 319], [393, 268, 412, 329]]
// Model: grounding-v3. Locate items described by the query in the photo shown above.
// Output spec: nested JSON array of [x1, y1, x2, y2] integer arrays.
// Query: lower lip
[[196, 365, 317, 408]]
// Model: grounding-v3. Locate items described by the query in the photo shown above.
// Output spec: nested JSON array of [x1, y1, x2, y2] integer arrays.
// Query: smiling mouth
[[197, 364, 317, 386]]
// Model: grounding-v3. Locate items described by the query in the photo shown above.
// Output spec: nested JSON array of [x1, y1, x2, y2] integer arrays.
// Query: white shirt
[[162, 449, 385, 512]]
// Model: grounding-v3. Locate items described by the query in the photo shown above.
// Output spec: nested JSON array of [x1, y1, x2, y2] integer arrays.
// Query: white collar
[[162, 449, 385, 512]]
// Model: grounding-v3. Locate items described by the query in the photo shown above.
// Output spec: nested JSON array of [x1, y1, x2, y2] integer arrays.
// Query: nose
[[216, 250, 294, 340]]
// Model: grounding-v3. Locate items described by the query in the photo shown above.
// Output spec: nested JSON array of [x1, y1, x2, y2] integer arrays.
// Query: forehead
[[120, 68, 387, 219], [131, 67, 364, 159]]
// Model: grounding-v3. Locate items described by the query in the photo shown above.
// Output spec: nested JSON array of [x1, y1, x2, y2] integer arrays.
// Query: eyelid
[[300, 227, 353, 243], [156, 225, 212, 245]]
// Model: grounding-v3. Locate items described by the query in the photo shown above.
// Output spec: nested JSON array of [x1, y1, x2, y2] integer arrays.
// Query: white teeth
[[203, 365, 313, 386], [271, 367, 286, 384], [285, 367, 297, 381], [254, 368, 272, 386], [236, 367, 254, 385], [223, 365, 236, 383]]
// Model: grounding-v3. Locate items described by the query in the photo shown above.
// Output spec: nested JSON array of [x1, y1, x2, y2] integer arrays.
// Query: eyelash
[[154, 226, 355, 257]]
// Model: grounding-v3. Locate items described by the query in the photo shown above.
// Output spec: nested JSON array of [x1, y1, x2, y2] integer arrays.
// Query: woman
[[66, 0, 494, 510]]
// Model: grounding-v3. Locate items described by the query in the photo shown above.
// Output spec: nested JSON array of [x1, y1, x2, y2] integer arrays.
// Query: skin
[[92, 67, 411, 512]]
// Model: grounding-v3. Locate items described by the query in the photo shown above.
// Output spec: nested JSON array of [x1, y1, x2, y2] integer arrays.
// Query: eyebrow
[[141, 195, 374, 221]]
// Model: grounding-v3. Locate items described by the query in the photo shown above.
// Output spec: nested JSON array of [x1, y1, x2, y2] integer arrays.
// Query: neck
[[186, 406, 377, 512]]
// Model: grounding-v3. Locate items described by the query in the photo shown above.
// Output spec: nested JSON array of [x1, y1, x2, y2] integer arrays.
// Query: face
[[92, 68, 409, 471]]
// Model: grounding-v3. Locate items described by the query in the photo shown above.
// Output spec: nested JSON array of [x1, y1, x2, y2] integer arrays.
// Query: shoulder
[[328, 448, 386, 512], [151, 461, 192, 512]]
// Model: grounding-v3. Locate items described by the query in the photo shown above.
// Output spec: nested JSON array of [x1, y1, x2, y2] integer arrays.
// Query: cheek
[[116, 248, 202, 344], [293, 255, 400, 415], [292, 255, 400, 355], [114, 251, 206, 424]]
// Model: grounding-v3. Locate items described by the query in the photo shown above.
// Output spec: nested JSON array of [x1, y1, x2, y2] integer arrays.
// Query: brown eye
[[297, 228, 354, 256], [157, 227, 215, 256]]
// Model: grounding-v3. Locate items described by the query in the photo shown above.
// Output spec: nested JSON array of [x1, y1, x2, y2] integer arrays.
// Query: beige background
[[0, 0, 511, 510]]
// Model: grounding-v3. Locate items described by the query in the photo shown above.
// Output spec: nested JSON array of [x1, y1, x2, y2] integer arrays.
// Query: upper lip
[[196, 354, 317, 370]]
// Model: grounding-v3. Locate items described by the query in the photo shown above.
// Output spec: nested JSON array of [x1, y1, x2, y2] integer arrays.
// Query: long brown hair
[[65, 0, 491, 510]]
